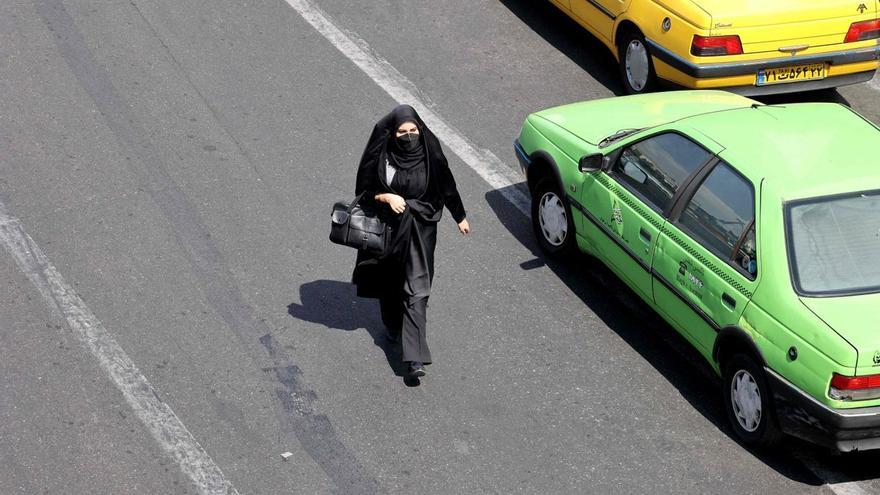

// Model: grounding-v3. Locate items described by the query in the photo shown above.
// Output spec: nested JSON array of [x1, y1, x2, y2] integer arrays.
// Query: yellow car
[[549, 0, 879, 94]]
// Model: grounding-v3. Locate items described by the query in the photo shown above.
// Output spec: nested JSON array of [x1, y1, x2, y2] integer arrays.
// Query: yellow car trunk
[[701, 0, 877, 53]]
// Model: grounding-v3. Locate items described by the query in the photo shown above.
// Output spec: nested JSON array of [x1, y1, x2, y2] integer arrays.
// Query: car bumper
[[645, 39, 879, 79], [514, 139, 530, 175], [646, 38, 879, 94], [766, 368, 880, 452], [717, 70, 876, 96]]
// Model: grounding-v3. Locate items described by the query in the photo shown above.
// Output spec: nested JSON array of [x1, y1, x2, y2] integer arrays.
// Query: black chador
[[352, 105, 466, 366]]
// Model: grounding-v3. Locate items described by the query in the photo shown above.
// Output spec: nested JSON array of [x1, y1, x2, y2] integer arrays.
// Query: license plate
[[756, 63, 826, 86]]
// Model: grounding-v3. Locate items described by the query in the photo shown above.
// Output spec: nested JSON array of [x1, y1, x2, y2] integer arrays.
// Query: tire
[[722, 353, 784, 449], [531, 177, 577, 258], [617, 29, 658, 95]]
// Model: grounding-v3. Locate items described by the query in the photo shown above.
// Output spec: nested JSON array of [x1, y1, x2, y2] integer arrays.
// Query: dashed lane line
[[279, 1, 877, 494], [0, 207, 239, 495]]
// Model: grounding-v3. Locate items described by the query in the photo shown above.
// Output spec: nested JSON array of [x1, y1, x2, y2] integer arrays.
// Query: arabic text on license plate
[[756, 63, 826, 86]]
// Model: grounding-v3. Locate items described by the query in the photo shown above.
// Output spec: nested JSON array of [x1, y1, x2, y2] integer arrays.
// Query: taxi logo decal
[[612, 205, 623, 225], [873, 350, 880, 365], [677, 259, 705, 299], [857, 3, 868, 13], [610, 201, 625, 238]]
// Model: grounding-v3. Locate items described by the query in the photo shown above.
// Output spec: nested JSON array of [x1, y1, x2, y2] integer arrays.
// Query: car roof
[[533, 90, 756, 146], [678, 102, 880, 201]]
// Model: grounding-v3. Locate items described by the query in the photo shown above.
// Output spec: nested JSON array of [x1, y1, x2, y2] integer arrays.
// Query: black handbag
[[329, 192, 389, 256]]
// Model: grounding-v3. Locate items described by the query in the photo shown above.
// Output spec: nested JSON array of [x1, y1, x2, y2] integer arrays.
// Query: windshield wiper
[[598, 128, 643, 148]]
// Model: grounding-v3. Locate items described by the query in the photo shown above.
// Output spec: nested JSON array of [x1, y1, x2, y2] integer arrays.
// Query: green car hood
[[801, 293, 880, 373], [534, 91, 755, 145]]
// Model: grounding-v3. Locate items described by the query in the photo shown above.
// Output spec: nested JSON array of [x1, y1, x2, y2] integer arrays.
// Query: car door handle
[[722, 293, 737, 309], [639, 228, 652, 243]]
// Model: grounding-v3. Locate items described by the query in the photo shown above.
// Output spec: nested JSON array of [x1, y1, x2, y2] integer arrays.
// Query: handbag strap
[[348, 191, 368, 212]]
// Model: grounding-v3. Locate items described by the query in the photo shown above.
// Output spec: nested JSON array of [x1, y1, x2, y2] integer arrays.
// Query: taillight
[[845, 19, 880, 43], [829, 373, 880, 401], [691, 35, 744, 56]]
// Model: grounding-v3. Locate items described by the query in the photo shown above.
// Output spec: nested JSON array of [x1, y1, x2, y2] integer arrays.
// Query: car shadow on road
[[497, 0, 624, 95], [754, 87, 852, 107], [287, 280, 421, 386], [485, 185, 829, 485]]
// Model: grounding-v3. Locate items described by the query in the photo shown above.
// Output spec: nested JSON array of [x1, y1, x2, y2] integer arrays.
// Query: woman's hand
[[375, 193, 407, 214], [457, 219, 470, 235]]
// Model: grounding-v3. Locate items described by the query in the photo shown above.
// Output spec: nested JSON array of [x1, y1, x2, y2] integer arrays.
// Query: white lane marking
[[794, 454, 869, 495], [281, 0, 879, 493], [281, 0, 530, 217], [0, 210, 239, 495]]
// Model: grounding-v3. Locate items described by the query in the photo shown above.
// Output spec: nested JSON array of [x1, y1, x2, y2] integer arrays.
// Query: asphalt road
[[1, 0, 879, 493]]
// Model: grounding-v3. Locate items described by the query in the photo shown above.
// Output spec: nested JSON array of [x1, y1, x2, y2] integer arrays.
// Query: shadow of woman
[[287, 280, 419, 383]]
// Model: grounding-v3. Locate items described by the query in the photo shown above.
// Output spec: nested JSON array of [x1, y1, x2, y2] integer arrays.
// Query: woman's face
[[395, 121, 419, 138]]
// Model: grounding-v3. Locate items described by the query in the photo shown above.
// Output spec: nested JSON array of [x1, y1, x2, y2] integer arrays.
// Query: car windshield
[[786, 190, 880, 296]]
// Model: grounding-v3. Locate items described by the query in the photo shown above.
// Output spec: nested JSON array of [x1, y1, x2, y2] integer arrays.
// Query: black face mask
[[396, 132, 420, 152]]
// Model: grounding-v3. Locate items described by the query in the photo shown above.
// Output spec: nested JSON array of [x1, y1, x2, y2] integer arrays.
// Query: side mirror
[[578, 153, 604, 173]]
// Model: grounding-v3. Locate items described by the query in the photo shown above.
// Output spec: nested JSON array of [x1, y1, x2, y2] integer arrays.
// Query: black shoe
[[408, 361, 426, 378]]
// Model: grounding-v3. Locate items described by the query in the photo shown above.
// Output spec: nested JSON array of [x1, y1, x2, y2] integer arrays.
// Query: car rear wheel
[[531, 178, 577, 258], [722, 353, 783, 448], [618, 30, 657, 95]]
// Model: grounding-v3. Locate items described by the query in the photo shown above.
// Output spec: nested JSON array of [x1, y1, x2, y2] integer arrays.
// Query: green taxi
[[514, 91, 880, 451]]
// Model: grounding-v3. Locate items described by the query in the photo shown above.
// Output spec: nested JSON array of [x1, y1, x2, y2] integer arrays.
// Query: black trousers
[[378, 212, 436, 364], [379, 294, 431, 364]]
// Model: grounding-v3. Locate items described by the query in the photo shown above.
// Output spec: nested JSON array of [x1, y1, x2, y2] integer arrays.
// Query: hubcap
[[625, 39, 650, 92], [731, 370, 762, 433], [538, 192, 567, 246]]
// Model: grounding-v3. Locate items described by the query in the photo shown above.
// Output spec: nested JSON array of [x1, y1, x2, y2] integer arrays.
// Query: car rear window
[[786, 190, 880, 296]]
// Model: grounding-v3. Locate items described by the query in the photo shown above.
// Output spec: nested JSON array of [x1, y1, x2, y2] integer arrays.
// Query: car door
[[570, 0, 632, 43], [578, 132, 713, 301], [651, 160, 760, 355]]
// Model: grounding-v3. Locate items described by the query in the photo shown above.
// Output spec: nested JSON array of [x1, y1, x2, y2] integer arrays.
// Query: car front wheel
[[531, 177, 577, 258], [722, 353, 783, 448], [618, 30, 657, 95]]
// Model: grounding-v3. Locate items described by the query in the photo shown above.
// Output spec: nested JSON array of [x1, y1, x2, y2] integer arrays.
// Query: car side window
[[734, 224, 757, 278], [676, 162, 757, 279], [611, 133, 711, 213]]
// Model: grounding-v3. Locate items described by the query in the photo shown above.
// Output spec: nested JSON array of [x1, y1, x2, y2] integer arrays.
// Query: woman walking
[[352, 104, 470, 379]]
